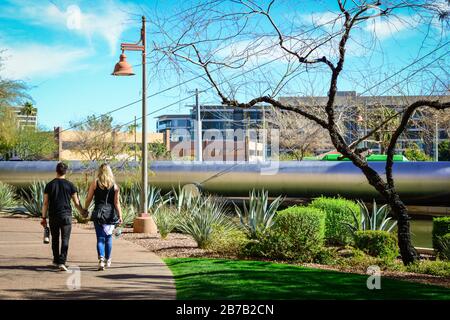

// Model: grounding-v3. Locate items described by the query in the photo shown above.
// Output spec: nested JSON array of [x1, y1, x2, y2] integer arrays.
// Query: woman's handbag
[[91, 187, 118, 224]]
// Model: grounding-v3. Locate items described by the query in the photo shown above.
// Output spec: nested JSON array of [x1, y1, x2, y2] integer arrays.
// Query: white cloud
[[1, 0, 136, 54], [299, 11, 344, 28], [1, 43, 90, 80], [215, 34, 365, 66], [296, 10, 419, 40], [364, 15, 419, 39]]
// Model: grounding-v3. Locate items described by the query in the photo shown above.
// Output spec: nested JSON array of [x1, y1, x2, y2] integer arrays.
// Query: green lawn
[[164, 258, 450, 300]]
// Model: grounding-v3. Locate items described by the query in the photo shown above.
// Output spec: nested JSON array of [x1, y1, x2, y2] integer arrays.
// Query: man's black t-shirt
[[44, 178, 77, 221]]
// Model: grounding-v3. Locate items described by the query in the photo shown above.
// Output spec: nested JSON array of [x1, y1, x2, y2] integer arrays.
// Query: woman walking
[[85, 164, 122, 271]]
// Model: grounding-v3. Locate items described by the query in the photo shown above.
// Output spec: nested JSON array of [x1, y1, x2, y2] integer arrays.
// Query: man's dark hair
[[56, 162, 68, 176]]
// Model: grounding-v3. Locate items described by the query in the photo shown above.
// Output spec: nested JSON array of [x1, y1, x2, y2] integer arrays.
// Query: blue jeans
[[94, 222, 113, 260]]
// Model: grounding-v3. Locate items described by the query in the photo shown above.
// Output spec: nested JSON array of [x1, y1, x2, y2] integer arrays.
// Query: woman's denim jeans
[[94, 222, 113, 260]]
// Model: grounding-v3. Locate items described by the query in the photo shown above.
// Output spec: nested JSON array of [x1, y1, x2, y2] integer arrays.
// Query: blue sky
[[0, 0, 448, 132]]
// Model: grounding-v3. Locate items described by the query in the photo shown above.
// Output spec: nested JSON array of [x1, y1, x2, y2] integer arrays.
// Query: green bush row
[[242, 206, 326, 262], [353, 230, 399, 261], [406, 259, 450, 278]]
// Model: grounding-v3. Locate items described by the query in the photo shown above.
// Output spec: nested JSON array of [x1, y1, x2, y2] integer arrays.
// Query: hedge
[[242, 206, 326, 262], [309, 197, 358, 245], [354, 230, 399, 261], [432, 217, 450, 255]]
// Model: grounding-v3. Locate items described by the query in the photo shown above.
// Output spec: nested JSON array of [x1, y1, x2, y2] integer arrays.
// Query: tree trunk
[[387, 192, 419, 265], [328, 128, 419, 265]]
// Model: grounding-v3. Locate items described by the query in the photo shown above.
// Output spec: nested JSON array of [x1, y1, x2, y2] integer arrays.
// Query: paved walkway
[[0, 216, 176, 299]]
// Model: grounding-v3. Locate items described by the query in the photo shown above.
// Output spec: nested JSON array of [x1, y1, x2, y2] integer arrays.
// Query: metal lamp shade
[[112, 53, 135, 76]]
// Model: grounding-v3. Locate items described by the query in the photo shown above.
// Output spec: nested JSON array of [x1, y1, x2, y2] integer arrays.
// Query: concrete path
[[0, 216, 176, 299]]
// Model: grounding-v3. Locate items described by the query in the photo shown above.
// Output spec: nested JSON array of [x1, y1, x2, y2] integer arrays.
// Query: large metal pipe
[[0, 161, 449, 206]]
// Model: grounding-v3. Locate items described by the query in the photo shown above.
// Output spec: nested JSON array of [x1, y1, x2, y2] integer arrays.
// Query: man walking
[[41, 162, 85, 271]]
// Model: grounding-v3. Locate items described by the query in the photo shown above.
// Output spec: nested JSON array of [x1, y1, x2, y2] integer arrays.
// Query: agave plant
[[120, 183, 140, 210], [177, 196, 233, 248], [344, 199, 397, 233], [21, 181, 46, 217], [147, 185, 171, 214], [234, 189, 284, 239], [121, 204, 138, 227], [170, 185, 200, 214], [437, 234, 450, 260], [120, 183, 169, 214], [0, 182, 17, 212], [152, 205, 178, 239]]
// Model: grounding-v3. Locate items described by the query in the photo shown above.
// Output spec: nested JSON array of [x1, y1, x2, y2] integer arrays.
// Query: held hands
[[81, 208, 89, 218]]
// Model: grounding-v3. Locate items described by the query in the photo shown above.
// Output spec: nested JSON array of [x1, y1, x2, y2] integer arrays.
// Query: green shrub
[[309, 196, 357, 245], [242, 206, 326, 262], [403, 143, 432, 161], [354, 230, 398, 261], [406, 259, 450, 278], [313, 247, 339, 265], [153, 205, 177, 239], [206, 224, 249, 255], [336, 248, 381, 268], [432, 217, 450, 255], [0, 182, 17, 212], [333, 248, 402, 271]]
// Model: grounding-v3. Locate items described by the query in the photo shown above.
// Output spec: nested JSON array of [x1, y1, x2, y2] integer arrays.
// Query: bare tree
[[152, 0, 450, 264], [70, 115, 132, 162], [267, 108, 332, 160]]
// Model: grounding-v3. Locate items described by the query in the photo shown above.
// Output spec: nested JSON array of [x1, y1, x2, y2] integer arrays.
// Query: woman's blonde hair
[[97, 163, 115, 189]]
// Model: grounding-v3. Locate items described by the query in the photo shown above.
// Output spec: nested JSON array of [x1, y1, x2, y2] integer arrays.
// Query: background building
[[11, 105, 37, 129], [156, 93, 449, 160], [156, 104, 270, 161], [156, 114, 191, 142], [279, 92, 450, 156], [54, 128, 165, 161]]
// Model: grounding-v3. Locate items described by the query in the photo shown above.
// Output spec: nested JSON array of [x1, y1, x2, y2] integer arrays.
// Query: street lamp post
[[112, 16, 156, 233]]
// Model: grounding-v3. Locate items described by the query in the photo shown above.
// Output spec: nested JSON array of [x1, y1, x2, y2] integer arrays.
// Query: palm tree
[[21, 102, 36, 127]]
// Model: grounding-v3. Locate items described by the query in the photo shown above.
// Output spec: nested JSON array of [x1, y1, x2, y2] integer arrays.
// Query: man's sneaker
[[52, 262, 58, 268], [106, 259, 112, 268], [58, 264, 68, 272], [98, 257, 105, 271]]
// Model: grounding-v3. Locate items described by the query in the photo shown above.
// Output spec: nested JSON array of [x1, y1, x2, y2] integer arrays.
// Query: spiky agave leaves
[[344, 199, 398, 234], [177, 195, 233, 248], [235, 189, 284, 239], [21, 181, 46, 217], [0, 182, 17, 212]]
